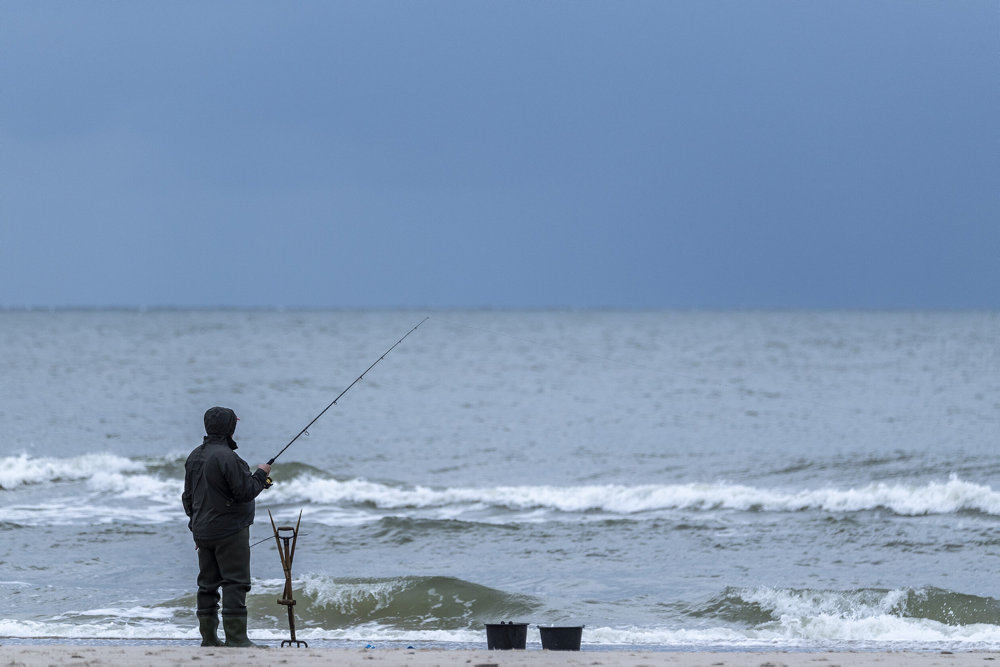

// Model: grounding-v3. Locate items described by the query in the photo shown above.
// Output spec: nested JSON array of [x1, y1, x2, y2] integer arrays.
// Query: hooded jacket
[[182, 407, 268, 541]]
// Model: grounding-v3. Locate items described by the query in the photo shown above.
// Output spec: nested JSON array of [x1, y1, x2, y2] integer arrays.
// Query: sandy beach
[[0, 646, 996, 667]]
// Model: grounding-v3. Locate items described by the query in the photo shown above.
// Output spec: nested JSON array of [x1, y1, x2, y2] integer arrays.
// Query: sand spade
[[269, 509, 308, 648]]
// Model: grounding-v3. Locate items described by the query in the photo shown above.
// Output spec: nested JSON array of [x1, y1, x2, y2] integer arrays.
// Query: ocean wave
[[739, 585, 1000, 627], [0, 499, 183, 525], [276, 473, 1000, 518], [250, 574, 540, 629], [2, 618, 996, 649], [0, 616, 196, 640], [0, 453, 147, 489], [677, 586, 1000, 644], [4, 453, 1000, 526], [4, 583, 1000, 649]]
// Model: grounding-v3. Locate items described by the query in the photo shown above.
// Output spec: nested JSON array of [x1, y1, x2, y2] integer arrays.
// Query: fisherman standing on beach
[[182, 406, 272, 648]]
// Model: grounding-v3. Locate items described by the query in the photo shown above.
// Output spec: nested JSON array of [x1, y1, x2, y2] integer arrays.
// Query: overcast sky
[[1, 1, 997, 309]]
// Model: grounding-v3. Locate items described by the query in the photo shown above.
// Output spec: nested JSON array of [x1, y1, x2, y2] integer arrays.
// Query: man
[[182, 406, 272, 648]]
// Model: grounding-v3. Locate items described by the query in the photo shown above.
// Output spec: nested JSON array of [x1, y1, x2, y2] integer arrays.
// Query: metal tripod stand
[[269, 509, 308, 648]]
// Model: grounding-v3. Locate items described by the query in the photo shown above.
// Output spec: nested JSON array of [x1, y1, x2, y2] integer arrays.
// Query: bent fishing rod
[[264, 317, 428, 484]]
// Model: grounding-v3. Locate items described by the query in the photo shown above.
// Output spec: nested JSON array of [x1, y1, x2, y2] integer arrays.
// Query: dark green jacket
[[182, 437, 268, 541]]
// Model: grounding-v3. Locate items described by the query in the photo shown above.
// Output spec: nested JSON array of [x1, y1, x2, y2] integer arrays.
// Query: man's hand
[[259, 463, 273, 489]]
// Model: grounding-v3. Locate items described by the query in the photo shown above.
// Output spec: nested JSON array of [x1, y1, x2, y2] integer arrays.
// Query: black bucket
[[485, 622, 528, 650], [538, 625, 584, 651]]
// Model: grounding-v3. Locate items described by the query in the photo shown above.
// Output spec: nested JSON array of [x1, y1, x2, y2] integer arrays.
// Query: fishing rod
[[250, 533, 309, 548], [264, 317, 428, 483]]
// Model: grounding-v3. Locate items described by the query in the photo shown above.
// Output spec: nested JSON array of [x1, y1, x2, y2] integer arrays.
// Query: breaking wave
[[252, 574, 539, 629], [1, 452, 147, 489], [278, 473, 1000, 518], [4, 579, 1000, 649], [3, 453, 1000, 526], [671, 586, 1000, 648]]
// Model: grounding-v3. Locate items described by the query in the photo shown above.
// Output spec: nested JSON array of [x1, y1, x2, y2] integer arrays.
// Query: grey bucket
[[538, 625, 584, 650], [485, 622, 528, 650]]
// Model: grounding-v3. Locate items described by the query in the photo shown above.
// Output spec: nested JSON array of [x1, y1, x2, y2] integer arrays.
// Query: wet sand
[[0, 646, 995, 666]]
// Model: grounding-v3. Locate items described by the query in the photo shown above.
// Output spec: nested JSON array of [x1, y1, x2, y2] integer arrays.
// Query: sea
[[1, 309, 998, 651]]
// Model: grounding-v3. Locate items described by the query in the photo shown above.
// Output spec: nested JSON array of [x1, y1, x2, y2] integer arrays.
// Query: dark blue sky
[[2, 2, 997, 309]]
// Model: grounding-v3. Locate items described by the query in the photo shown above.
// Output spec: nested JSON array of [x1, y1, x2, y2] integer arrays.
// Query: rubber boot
[[198, 614, 223, 647], [223, 614, 265, 648]]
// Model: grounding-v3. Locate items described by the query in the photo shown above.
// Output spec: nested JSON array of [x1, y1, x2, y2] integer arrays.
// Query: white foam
[[86, 471, 183, 500], [3, 586, 1000, 648], [58, 606, 182, 621], [0, 502, 177, 525], [0, 453, 184, 525], [0, 453, 145, 488], [299, 573, 403, 613], [583, 620, 1000, 648], [668, 586, 1000, 648], [0, 617, 198, 640], [2, 616, 997, 649], [273, 473, 1000, 520], [5, 451, 999, 528]]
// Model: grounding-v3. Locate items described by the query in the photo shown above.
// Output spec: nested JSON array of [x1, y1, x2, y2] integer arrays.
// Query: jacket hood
[[203, 407, 238, 448]]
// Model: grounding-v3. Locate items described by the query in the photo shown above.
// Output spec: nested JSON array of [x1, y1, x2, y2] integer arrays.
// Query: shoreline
[[0, 646, 996, 667]]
